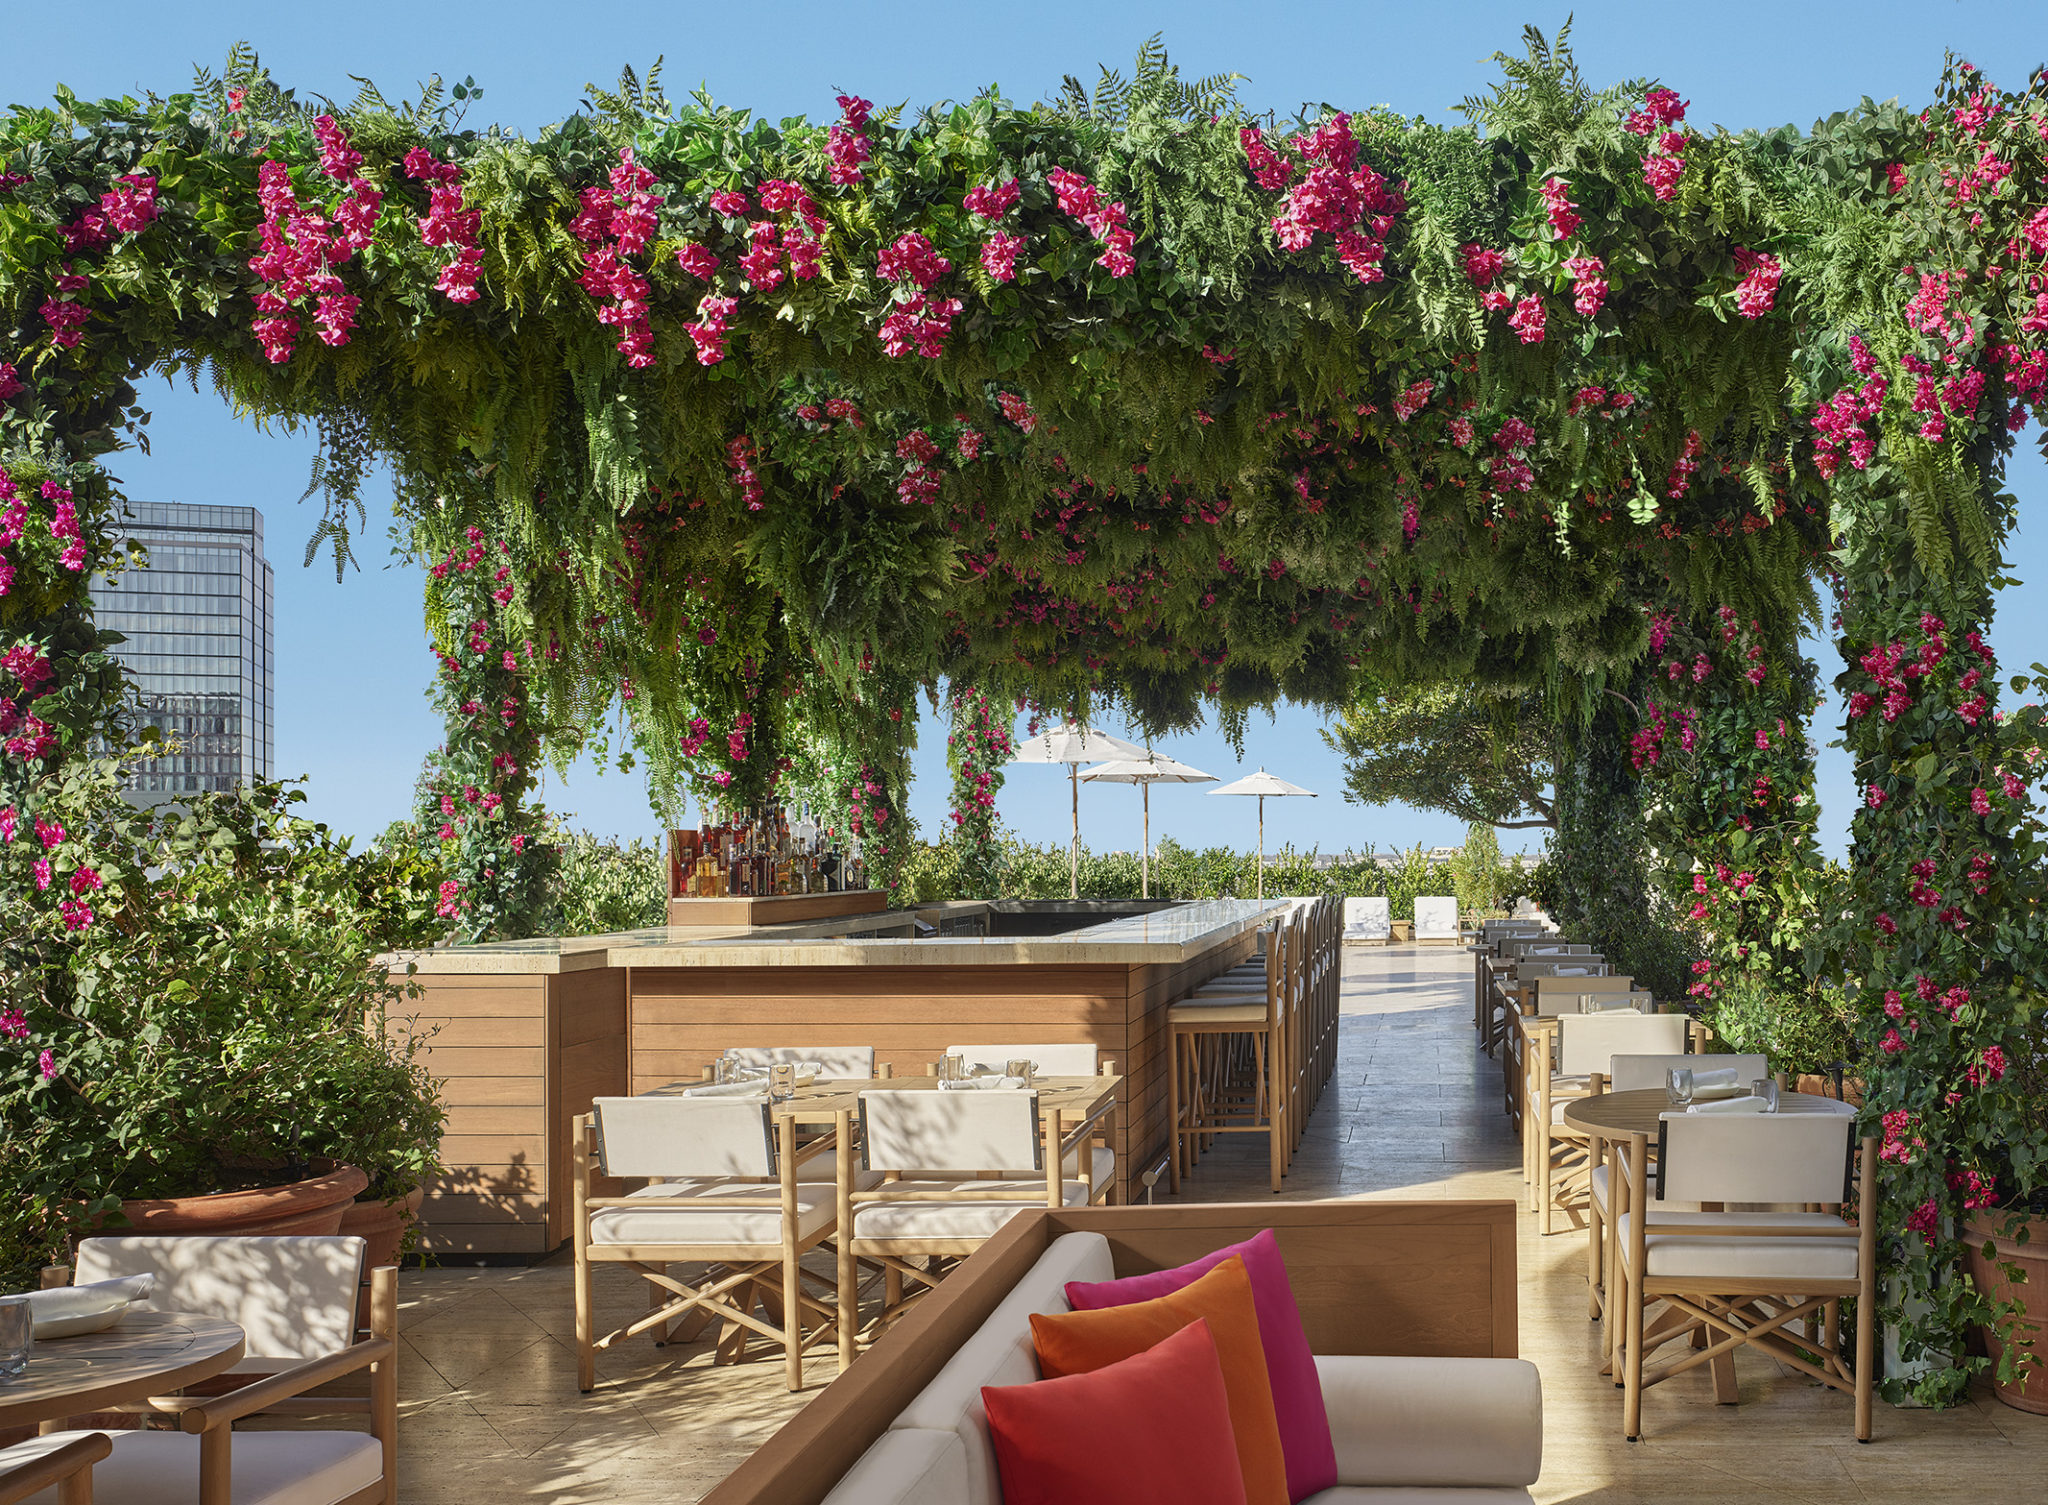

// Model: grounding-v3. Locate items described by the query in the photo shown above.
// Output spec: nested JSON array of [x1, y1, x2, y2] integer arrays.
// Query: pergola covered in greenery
[[4, 33, 2045, 1400]]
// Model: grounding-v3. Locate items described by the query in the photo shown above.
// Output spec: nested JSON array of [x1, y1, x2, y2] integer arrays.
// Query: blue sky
[[8, 2, 2045, 862]]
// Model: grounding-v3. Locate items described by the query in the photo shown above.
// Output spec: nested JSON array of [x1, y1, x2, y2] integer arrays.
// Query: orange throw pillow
[[1030, 1255, 1287, 1505]]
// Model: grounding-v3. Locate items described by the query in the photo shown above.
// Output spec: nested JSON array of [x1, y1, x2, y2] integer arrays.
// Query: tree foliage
[[1325, 683, 1555, 828]]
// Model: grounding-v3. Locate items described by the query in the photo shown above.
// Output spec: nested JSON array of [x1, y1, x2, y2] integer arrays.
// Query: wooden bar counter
[[381, 898, 1282, 1257]]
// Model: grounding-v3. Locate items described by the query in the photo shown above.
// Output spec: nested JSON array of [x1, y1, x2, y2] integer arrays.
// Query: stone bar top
[[381, 897, 1287, 974]]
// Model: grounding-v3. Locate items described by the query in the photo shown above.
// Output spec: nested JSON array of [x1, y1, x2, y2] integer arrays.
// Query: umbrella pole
[[1257, 794, 1265, 900], [1070, 764, 1080, 900], [1141, 783, 1151, 900]]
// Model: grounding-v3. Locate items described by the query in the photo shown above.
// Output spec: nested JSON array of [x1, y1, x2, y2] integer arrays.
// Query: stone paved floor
[[378, 944, 2048, 1503]]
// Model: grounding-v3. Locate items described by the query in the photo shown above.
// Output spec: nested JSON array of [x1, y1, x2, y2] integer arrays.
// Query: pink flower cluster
[[1624, 87, 1689, 202], [1564, 254, 1607, 316], [688, 293, 739, 366], [826, 95, 873, 186], [1047, 166, 1137, 278], [1664, 430, 1704, 500], [726, 434, 765, 511], [1731, 247, 1782, 318], [996, 391, 1037, 434], [895, 428, 943, 505], [571, 149, 666, 367], [1810, 336, 1887, 477], [248, 125, 382, 362], [402, 147, 482, 303], [875, 230, 963, 358], [1537, 177, 1580, 240], [1507, 295, 1546, 344], [966, 177, 1024, 283], [1244, 116, 1403, 283], [1460, 244, 1507, 288], [1392, 380, 1434, 422]]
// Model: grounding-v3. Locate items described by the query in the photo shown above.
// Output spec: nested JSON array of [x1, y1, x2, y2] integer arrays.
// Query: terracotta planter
[[338, 1187, 425, 1271], [1964, 1209, 2048, 1415], [1791, 1073, 1865, 1107], [119, 1162, 368, 1237]]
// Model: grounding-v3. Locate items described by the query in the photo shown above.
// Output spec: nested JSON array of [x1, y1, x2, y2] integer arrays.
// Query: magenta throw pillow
[[1065, 1229, 1336, 1502]]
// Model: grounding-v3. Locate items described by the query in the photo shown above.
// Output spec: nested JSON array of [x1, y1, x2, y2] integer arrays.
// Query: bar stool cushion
[[1170, 1002, 1269, 1025], [1616, 1211, 1858, 1280], [588, 1179, 834, 1246], [13, 1429, 382, 1505]]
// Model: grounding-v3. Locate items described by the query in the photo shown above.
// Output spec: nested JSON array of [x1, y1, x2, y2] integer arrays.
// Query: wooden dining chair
[[573, 1095, 844, 1392], [942, 1043, 1118, 1200], [0, 1434, 111, 1505], [1585, 1052, 1769, 1341], [31, 1236, 397, 1505], [835, 1088, 1104, 1349], [1532, 1013, 1690, 1234], [1615, 1113, 1875, 1440]]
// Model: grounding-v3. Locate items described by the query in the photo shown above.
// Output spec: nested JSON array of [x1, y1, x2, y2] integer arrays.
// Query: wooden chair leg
[[1167, 1026, 1183, 1193]]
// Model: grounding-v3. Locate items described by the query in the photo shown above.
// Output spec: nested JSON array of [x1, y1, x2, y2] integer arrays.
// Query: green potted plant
[[1, 754, 445, 1290], [1962, 1014, 2048, 1413]]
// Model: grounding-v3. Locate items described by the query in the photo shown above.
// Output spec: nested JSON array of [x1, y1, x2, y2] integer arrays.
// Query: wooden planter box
[[1391, 919, 1413, 941], [703, 1199, 1517, 1505], [665, 889, 889, 927]]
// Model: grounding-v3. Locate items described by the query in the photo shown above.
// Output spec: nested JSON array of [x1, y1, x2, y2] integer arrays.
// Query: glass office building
[[93, 501, 275, 797]]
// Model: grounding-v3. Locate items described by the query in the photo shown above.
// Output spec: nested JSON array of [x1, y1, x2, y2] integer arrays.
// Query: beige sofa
[[705, 1202, 1541, 1505]]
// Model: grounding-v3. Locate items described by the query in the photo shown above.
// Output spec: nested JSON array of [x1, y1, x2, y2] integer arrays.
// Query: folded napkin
[[682, 1069, 818, 1098], [1688, 1067, 1745, 1100], [1689, 1094, 1767, 1114], [25, 1274, 154, 1338]]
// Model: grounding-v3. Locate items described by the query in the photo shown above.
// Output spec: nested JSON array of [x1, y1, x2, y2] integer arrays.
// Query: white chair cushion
[[1169, 1001, 1268, 1024], [14, 1430, 381, 1505], [74, 1237, 364, 1364], [819, 1429, 968, 1505], [1618, 1211, 1859, 1280], [891, 1231, 1115, 1505], [588, 1179, 833, 1247], [852, 1181, 1090, 1240], [1316, 1355, 1542, 1489]]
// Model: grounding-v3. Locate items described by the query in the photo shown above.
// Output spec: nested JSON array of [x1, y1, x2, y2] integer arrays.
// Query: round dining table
[[1561, 1086, 1857, 1139], [0, 1309, 245, 1432]]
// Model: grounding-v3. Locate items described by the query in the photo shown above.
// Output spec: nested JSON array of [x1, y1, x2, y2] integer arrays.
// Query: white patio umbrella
[[1008, 723, 1146, 898], [1078, 754, 1217, 899], [1208, 767, 1318, 899]]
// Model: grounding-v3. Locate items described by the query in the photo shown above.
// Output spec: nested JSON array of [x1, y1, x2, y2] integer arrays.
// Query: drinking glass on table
[[713, 1052, 735, 1086], [1005, 1058, 1035, 1086], [1665, 1067, 1693, 1109], [768, 1063, 797, 1103], [940, 1053, 967, 1086], [1753, 1077, 1780, 1113], [0, 1294, 31, 1380]]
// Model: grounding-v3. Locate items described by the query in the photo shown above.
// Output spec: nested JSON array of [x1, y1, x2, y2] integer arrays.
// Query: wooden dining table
[[0, 1309, 245, 1433], [1561, 1085, 1856, 1140]]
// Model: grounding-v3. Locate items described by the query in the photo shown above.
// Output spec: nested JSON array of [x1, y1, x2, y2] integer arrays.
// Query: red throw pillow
[[1030, 1256, 1286, 1505], [983, 1318, 1248, 1505], [1065, 1228, 1336, 1502]]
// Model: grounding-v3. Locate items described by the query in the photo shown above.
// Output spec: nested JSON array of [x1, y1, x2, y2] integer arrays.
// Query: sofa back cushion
[[1029, 1258, 1286, 1505], [981, 1319, 1248, 1505], [890, 1230, 1115, 1505], [818, 1429, 968, 1505], [1065, 1227, 1336, 1502]]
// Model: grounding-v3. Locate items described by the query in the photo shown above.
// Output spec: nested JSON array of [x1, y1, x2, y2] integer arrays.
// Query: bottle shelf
[[664, 889, 890, 927]]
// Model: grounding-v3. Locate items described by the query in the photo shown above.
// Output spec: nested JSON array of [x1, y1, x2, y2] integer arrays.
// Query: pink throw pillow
[[1065, 1228, 1336, 1502]]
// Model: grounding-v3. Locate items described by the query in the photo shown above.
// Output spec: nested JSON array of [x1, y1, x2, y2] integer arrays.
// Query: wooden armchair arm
[[177, 1337, 395, 1434], [1057, 1101, 1117, 1159], [0, 1433, 111, 1505]]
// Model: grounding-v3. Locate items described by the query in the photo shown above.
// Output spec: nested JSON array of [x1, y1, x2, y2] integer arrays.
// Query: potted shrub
[[1963, 1023, 2048, 1413], [1, 755, 445, 1289]]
